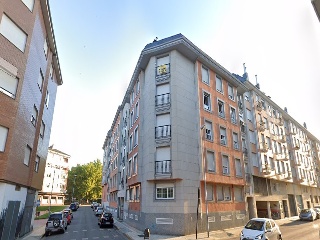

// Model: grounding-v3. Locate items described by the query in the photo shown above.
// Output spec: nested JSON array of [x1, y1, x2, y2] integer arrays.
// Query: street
[[43, 206, 129, 240]]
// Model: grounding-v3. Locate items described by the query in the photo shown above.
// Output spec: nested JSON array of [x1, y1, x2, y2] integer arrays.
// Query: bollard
[[144, 228, 150, 239]]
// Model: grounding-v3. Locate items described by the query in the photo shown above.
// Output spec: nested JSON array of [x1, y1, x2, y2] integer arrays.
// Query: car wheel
[[278, 235, 282, 240]]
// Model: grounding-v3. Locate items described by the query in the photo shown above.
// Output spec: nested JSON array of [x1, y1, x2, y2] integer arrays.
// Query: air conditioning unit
[[224, 196, 231, 201]]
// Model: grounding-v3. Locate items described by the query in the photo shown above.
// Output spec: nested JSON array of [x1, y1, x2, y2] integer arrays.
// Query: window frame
[[155, 183, 174, 200], [203, 91, 211, 111]]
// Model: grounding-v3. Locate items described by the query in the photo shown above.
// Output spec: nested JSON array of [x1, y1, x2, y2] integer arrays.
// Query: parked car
[[70, 203, 77, 211], [45, 212, 68, 236], [313, 208, 320, 219], [63, 208, 73, 219], [299, 208, 317, 221], [75, 201, 80, 209], [63, 211, 72, 225], [98, 212, 114, 228], [240, 218, 282, 240], [95, 207, 104, 216], [91, 201, 98, 208]]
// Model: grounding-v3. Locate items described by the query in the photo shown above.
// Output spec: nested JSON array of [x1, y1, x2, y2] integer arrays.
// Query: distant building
[[312, 0, 320, 21], [38, 146, 70, 206], [102, 34, 320, 236], [0, 0, 62, 238]]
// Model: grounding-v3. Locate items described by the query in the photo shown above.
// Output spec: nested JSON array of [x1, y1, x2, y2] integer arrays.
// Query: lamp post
[[72, 174, 77, 203], [201, 124, 209, 237], [49, 169, 55, 213]]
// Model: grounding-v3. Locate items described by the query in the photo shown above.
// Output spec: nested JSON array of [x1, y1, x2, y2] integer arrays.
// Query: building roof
[[312, 0, 320, 22], [48, 145, 70, 157]]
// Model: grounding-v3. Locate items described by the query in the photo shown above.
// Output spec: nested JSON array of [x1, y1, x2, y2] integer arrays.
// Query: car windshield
[[244, 220, 264, 231], [301, 209, 311, 213], [48, 214, 62, 221], [103, 213, 112, 217]]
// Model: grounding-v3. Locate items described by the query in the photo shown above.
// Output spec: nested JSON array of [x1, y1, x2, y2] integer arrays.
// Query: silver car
[[45, 212, 68, 236], [240, 218, 282, 240], [299, 208, 317, 221]]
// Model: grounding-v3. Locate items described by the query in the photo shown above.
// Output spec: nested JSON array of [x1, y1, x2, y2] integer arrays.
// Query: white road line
[[82, 229, 87, 231]]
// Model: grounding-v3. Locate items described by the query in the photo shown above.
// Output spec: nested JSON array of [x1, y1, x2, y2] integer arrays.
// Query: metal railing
[[155, 160, 172, 174], [155, 125, 171, 139], [155, 63, 171, 76], [155, 93, 171, 106]]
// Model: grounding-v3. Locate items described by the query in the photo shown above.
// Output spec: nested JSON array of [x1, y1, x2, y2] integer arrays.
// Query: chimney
[[284, 107, 288, 113], [303, 122, 307, 129], [255, 75, 260, 89]]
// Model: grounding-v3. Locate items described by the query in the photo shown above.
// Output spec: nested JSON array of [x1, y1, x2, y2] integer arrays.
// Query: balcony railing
[[155, 160, 172, 174], [259, 143, 268, 152], [155, 125, 171, 139], [276, 153, 289, 161], [155, 93, 171, 107], [156, 63, 171, 77]]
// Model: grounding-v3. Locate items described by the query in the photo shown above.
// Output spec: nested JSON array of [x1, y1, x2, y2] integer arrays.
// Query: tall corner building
[[0, 0, 62, 238], [101, 34, 320, 236]]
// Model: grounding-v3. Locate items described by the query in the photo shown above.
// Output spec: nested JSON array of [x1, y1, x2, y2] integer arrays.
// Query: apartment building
[[38, 146, 70, 206], [102, 34, 250, 235], [0, 0, 62, 238], [233, 74, 320, 220], [312, 0, 320, 21]]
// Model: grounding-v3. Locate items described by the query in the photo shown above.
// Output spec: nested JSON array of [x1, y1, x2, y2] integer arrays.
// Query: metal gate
[[0, 201, 20, 240], [19, 190, 36, 237]]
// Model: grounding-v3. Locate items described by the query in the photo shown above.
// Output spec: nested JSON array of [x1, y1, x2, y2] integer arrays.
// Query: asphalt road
[[43, 206, 129, 240]]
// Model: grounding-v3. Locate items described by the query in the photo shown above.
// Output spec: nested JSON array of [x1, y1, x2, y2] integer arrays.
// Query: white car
[[95, 207, 104, 216], [240, 218, 282, 240]]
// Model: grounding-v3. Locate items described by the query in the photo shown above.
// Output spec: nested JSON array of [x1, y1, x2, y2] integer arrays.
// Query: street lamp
[[49, 169, 55, 213], [72, 175, 77, 203], [201, 124, 209, 237]]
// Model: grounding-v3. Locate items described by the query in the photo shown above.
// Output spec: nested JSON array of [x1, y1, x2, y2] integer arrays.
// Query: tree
[[66, 159, 102, 203]]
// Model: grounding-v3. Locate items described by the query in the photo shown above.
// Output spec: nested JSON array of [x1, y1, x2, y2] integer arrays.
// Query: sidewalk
[[21, 219, 46, 240]]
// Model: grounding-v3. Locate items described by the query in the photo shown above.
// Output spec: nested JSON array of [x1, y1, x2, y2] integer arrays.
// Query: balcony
[[155, 63, 171, 82], [155, 160, 172, 175], [294, 161, 302, 166], [286, 172, 292, 180], [279, 135, 286, 143], [278, 117, 284, 126], [259, 143, 269, 152], [276, 153, 289, 161], [258, 122, 266, 132], [155, 125, 171, 143], [262, 165, 272, 174], [256, 102, 262, 112], [155, 93, 171, 111]]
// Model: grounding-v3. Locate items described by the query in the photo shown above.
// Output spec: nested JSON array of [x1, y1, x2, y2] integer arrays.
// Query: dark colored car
[[299, 208, 316, 221], [98, 212, 114, 228], [70, 203, 77, 211]]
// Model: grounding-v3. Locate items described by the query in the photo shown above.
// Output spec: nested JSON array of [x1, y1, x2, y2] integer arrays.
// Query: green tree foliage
[[67, 159, 102, 203]]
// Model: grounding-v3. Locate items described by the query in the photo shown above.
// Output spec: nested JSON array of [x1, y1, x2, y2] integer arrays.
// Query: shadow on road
[[281, 219, 320, 227]]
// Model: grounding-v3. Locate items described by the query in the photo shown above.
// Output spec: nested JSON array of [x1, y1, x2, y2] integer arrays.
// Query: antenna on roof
[[243, 63, 247, 74], [243, 63, 249, 81], [255, 75, 260, 89], [153, 37, 158, 42]]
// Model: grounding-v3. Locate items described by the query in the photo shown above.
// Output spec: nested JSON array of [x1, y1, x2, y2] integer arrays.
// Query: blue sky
[[48, 0, 320, 166]]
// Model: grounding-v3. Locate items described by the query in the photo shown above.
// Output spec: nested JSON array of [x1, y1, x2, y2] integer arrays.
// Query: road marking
[[82, 229, 87, 231], [82, 238, 89, 240], [73, 231, 78, 232], [93, 237, 99, 239]]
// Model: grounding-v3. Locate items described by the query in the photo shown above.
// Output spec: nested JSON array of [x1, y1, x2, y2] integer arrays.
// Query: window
[[216, 75, 223, 92], [246, 109, 252, 122], [156, 183, 174, 199], [202, 66, 209, 84], [217, 185, 231, 201], [234, 187, 243, 202], [252, 153, 258, 167], [127, 158, 132, 177], [0, 125, 8, 152], [129, 134, 133, 152], [31, 105, 38, 126], [230, 107, 236, 124], [38, 69, 44, 91], [45, 90, 50, 108], [43, 37, 48, 58], [134, 126, 138, 147], [132, 154, 138, 175], [228, 84, 234, 100], [218, 100, 225, 118], [156, 56, 170, 76], [220, 127, 227, 145], [40, 120, 45, 138], [49, 64, 53, 79], [35, 155, 40, 172], [136, 185, 140, 201], [203, 91, 211, 111], [249, 130, 256, 144], [207, 151, 215, 172], [0, 67, 18, 98], [206, 184, 214, 201], [21, 0, 34, 11], [135, 101, 139, 119], [266, 136, 271, 149], [233, 132, 239, 149], [244, 94, 249, 101], [222, 155, 229, 175], [235, 158, 242, 176], [136, 80, 140, 94], [0, 14, 27, 52], [24, 145, 31, 166], [156, 146, 171, 174], [264, 117, 268, 129], [130, 110, 134, 127], [205, 120, 213, 141]]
